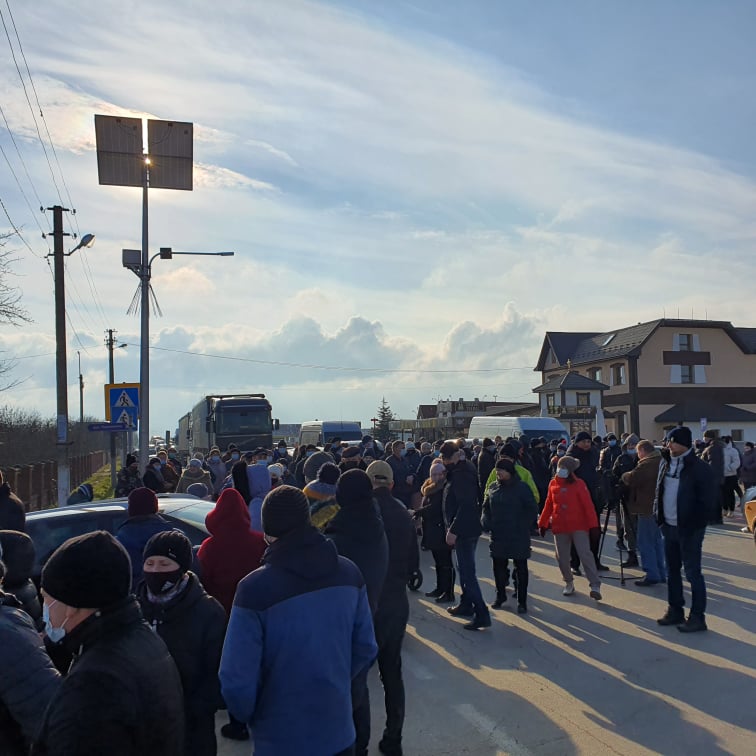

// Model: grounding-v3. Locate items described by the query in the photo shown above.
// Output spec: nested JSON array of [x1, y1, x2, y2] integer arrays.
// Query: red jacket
[[538, 476, 599, 534], [197, 488, 266, 615]]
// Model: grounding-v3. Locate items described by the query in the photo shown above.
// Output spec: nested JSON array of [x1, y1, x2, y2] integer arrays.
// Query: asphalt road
[[218, 512, 755, 755]]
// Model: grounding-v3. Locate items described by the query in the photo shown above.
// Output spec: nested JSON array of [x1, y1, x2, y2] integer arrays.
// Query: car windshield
[[217, 409, 271, 435]]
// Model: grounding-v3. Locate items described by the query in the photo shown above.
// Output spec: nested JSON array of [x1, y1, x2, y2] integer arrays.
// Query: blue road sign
[[89, 422, 128, 432], [106, 383, 140, 430]]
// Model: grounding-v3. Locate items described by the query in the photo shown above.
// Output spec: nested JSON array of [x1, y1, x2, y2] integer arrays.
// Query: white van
[[299, 420, 362, 448], [467, 416, 569, 443]]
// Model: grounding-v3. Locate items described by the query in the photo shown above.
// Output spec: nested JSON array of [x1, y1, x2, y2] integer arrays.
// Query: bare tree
[[0, 232, 32, 391]]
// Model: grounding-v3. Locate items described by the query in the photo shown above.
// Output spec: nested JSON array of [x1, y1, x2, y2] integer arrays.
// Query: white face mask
[[43, 601, 68, 643], [556, 468, 570, 479]]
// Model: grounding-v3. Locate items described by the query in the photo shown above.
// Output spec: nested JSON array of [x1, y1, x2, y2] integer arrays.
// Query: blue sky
[[1, 0, 755, 434]]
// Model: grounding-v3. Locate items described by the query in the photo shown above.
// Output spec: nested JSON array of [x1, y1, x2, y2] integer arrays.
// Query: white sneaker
[[562, 583, 575, 596]]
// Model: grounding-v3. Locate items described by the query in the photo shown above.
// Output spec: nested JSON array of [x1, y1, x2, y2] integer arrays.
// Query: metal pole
[[106, 329, 117, 491], [77, 351, 84, 424], [138, 161, 150, 475], [51, 205, 70, 507]]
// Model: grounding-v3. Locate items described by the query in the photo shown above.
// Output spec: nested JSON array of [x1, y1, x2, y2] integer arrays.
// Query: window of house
[[679, 333, 692, 351], [680, 365, 694, 384], [576, 392, 590, 407], [731, 429, 744, 442], [588, 367, 602, 382], [611, 363, 626, 386], [546, 394, 556, 410]]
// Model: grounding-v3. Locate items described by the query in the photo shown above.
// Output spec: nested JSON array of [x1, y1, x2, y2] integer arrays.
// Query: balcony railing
[[546, 405, 597, 418]]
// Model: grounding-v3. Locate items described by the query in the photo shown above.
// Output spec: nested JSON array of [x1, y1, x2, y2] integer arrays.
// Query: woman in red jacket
[[538, 455, 602, 601], [197, 487, 266, 742]]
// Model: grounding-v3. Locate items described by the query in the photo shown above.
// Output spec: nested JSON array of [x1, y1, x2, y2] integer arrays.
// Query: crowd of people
[[0, 425, 752, 755]]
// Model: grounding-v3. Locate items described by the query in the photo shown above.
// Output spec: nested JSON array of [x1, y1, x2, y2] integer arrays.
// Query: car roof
[[26, 494, 208, 518]]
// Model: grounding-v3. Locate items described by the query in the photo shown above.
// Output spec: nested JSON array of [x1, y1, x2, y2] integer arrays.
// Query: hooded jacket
[[325, 495, 389, 613], [32, 597, 184, 756], [0, 530, 42, 628], [538, 476, 599, 534], [0, 592, 60, 756], [219, 526, 377, 756], [176, 466, 213, 495], [197, 489, 266, 615], [482, 478, 539, 560]]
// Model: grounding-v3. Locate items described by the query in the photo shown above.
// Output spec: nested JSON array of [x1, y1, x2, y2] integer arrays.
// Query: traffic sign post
[[104, 383, 140, 431]]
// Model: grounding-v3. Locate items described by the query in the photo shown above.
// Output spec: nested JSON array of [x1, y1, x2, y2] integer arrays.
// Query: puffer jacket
[[32, 597, 184, 756], [0, 592, 60, 755], [176, 466, 213, 495], [0, 530, 42, 627], [416, 478, 448, 552], [197, 489, 266, 615], [740, 447, 756, 487], [723, 444, 740, 477], [443, 458, 482, 539], [621, 451, 662, 516], [137, 573, 226, 721], [115, 515, 177, 581], [538, 476, 599, 534], [481, 478, 538, 560]]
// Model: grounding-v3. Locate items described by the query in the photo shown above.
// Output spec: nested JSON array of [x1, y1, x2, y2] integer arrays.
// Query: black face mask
[[144, 569, 183, 595]]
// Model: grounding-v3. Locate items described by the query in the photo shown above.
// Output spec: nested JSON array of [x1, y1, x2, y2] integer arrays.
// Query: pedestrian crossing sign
[[104, 383, 140, 427]]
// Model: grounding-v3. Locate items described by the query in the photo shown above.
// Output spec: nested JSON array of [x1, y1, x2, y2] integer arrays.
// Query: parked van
[[299, 420, 363, 448], [467, 416, 569, 443]]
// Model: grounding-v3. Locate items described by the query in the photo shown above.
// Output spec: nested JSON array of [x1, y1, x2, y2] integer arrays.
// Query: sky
[[1, 0, 756, 435]]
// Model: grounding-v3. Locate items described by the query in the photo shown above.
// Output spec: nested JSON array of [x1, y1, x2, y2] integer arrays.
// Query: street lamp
[[123, 246, 234, 473]]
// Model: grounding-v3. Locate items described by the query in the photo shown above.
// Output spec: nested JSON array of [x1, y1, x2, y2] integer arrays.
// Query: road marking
[[455, 703, 532, 756]]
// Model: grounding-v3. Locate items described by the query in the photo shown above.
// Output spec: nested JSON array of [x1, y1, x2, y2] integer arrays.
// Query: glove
[[539, 527, 547, 538]]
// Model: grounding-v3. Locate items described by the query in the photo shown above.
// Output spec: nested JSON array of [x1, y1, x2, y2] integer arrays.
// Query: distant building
[[535, 319, 756, 442]]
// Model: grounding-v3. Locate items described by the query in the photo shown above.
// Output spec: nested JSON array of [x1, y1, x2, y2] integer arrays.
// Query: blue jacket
[[115, 515, 176, 581], [220, 526, 377, 756]]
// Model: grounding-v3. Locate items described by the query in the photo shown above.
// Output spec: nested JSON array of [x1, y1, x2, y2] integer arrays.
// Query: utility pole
[[77, 351, 84, 424], [105, 329, 118, 491], [49, 205, 71, 507]]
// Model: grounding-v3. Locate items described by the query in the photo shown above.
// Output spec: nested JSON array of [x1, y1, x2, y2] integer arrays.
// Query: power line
[[123, 342, 534, 374], [0, 143, 47, 244], [0, 196, 40, 257]]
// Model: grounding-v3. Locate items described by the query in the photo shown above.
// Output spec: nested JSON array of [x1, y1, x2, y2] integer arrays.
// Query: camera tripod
[[597, 500, 641, 585]]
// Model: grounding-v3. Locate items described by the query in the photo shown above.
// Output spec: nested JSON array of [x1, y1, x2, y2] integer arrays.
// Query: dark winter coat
[[416, 478, 448, 552], [476, 448, 496, 499], [612, 452, 638, 502], [0, 484, 25, 532], [372, 486, 420, 620], [0, 530, 42, 629], [220, 526, 377, 756], [481, 479, 539, 561], [529, 447, 552, 504], [655, 450, 719, 532], [386, 454, 414, 506], [197, 489, 266, 615], [137, 573, 226, 734], [0, 593, 60, 756], [32, 597, 184, 756], [142, 466, 168, 494], [415, 453, 434, 489], [115, 468, 143, 498], [621, 451, 661, 516], [740, 447, 756, 487], [565, 442, 601, 493], [442, 458, 482, 539], [115, 514, 177, 581], [701, 439, 725, 483], [325, 496, 389, 614]]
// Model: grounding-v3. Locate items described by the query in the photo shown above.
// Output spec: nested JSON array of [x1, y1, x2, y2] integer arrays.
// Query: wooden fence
[[2, 451, 107, 511]]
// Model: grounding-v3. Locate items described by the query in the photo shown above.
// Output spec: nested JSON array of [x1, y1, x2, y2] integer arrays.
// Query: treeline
[[0, 406, 105, 469]]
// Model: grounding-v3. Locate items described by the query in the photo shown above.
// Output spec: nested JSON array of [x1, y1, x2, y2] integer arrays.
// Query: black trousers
[[492, 557, 529, 606], [352, 666, 371, 755], [374, 609, 407, 747], [431, 548, 454, 592], [722, 477, 741, 512], [186, 712, 216, 756]]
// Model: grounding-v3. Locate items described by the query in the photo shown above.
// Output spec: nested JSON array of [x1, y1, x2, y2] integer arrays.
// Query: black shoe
[[616, 539, 628, 551], [220, 722, 250, 741], [447, 604, 475, 617], [517, 604, 527, 614], [463, 616, 492, 631], [657, 608, 685, 626], [596, 562, 610, 572], [621, 553, 639, 568], [571, 566, 582, 576], [490, 600, 503, 609], [435, 592, 454, 603], [678, 615, 708, 633], [424, 588, 443, 598], [634, 578, 660, 587], [378, 736, 403, 756]]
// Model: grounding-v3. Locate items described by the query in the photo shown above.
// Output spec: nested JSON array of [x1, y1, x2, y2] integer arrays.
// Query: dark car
[[25, 494, 214, 585]]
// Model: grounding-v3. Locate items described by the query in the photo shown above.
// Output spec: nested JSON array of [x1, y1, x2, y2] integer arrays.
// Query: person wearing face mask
[[155, 450, 179, 492], [538, 455, 602, 601], [415, 459, 455, 602], [549, 442, 568, 477], [34, 531, 184, 756], [482, 459, 539, 613], [612, 434, 640, 567], [294, 444, 320, 488], [137, 531, 226, 756], [115, 454, 144, 498], [176, 458, 214, 495], [386, 441, 414, 509], [206, 447, 227, 497], [0, 556, 59, 756], [142, 456, 171, 494], [225, 445, 242, 474]]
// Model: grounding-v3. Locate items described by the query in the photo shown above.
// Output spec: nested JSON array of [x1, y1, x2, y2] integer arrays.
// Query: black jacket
[[481, 479, 539, 561], [416, 479, 448, 552], [325, 497, 389, 614], [0, 530, 42, 629], [442, 459, 482, 539], [655, 450, 719, 532], [372, 487, 419, 620], [0, 593, 60, 756], [137, 573, 226, 721], [0, 484, 25, 532], [32, 597, 185, 756], [566, 443, 601, 494], [476, 448, 496, 499]]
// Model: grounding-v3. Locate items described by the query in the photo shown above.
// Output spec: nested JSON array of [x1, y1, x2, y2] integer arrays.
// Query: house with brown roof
[[534, 319, 756, 442]]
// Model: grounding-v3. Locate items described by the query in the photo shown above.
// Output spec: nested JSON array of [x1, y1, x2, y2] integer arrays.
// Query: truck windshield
[[216, 409, 271, 435]]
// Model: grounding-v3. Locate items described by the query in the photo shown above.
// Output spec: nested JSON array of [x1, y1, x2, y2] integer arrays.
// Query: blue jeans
[[454, 536, 490, 621], [662, 524, 706, 617], [636, 515, 666, 582]]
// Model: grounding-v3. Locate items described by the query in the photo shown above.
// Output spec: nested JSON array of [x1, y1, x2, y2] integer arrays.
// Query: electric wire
[[0, 142, 47, 245], [0, 196, 39, 257]]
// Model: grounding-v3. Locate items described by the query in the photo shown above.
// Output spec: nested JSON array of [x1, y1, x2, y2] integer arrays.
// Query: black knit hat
[[261, 485, 311, 537], [667, 426, 693, 448], [336, 469, 374, 507], [142, 530, 192, 574], [574, 431, 592, 443], [317, 462, 341, 485], [42, 530, 131, 608]]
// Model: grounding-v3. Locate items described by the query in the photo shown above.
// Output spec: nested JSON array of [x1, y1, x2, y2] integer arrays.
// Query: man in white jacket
[[721, 436, 741, 518]]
